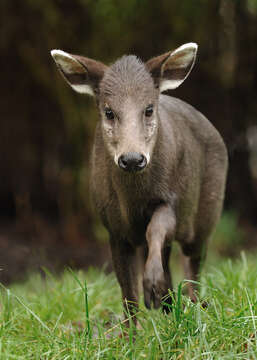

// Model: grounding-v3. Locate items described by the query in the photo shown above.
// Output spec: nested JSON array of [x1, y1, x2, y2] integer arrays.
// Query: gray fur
[[51, 45, 228, 327]]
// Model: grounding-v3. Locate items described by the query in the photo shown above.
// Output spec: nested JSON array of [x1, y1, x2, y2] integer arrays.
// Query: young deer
[[51, 43, 228, 325]]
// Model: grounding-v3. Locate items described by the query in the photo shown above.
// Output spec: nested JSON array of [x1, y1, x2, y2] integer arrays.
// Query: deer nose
[[118, 152, 147, 172]]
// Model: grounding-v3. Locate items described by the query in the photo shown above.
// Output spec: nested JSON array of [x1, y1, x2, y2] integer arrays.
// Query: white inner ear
[[51, 49, 84, 74], [51, 49, 94, 96], [159, 42, 198, 92], [160, 79, 183, 92], [69, 84, 94, 95], [171, 42, 198, 68]]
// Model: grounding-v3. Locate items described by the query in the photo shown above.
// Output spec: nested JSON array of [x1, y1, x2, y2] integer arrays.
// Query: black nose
[[118, 152, 147, 172]]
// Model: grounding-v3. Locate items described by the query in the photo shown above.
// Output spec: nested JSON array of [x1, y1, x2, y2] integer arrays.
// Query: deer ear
[[51, 50, 107, 96], [146, 43, 198, 92]]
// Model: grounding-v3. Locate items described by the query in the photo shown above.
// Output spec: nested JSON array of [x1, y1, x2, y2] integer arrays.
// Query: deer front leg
[[143, 204, 176, 309], [110, 239, 139, 326]]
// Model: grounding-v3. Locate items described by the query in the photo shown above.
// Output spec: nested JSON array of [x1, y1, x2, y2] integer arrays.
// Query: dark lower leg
[[182, 254, 202, 303], [161, 245, 173, 313], [110, 241, 139, 327]]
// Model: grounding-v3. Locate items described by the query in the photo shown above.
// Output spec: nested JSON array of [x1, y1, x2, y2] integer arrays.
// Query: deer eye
[[145, 104, 153, 117], [104, 107, 115, 120]]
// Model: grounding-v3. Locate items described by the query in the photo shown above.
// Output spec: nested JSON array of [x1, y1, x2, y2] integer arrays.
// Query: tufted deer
[[51, 43, 228, 325]]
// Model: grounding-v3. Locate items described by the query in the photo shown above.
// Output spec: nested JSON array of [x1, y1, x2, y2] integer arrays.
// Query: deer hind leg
[[181, 239, 207, 303], [182, 191, 225, 302], [183, 151, 227, 302]]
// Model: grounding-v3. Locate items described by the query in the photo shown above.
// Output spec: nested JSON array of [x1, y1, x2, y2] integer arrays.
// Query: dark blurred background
[[1, 0, 257, 283]]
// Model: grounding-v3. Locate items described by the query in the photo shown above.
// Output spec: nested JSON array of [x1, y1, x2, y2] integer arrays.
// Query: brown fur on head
[[51, 44, 197, 170], [99, 55, 159, 167]]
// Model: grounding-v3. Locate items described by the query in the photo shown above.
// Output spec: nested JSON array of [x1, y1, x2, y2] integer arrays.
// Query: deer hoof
[[143, 262, 166, 310]]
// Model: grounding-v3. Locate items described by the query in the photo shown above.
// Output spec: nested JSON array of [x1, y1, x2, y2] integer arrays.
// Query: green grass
[[0, 252, 257, 359]]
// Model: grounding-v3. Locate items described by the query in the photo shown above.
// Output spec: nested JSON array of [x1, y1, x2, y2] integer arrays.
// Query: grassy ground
[[0, 250, 257, 359]]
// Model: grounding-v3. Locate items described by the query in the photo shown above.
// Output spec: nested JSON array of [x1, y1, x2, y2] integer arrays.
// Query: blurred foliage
[[0, 0, 257, 281], [211, 211, 245, 256]]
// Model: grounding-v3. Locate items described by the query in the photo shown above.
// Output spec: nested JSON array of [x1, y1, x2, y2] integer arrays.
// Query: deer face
[[51, 43, 197, 172], [98, 56, 159, 172]]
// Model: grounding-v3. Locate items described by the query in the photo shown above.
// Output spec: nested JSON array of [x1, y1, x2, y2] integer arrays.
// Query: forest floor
[[0, 249, 256, 359]]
